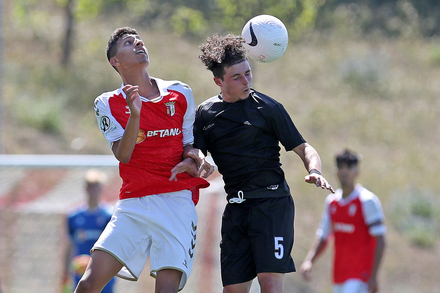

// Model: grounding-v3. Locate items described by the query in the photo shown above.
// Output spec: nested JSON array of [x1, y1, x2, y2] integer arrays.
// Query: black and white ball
[[241, 15, 289, 63]]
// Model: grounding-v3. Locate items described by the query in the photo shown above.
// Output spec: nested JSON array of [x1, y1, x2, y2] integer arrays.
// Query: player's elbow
[[117, 154, 132, 164], [114, 150, 132, 164], [112, 141, 133, 163]]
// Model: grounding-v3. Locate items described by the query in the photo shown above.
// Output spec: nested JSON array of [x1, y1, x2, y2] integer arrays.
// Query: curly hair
[[106, 27, 139, 72], [199, 34, 247, 79]]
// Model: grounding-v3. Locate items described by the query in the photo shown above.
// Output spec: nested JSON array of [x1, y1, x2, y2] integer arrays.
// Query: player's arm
[[300, 237, 328, 280], [293, 142, 335, 193], [368, 222, 386, 293], [169, 145, 214, 181], [112, 85, 142, 163], [169, 94, 214, 181], [183, 145, 214, 178]]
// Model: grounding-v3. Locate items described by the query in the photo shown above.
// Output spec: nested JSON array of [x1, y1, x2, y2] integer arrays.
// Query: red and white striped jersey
[[316, 185, 386, 284], [94, 77, 209, 200]]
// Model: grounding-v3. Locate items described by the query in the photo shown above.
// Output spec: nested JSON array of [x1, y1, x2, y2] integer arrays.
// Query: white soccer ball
[[241, 15, 289, 63]]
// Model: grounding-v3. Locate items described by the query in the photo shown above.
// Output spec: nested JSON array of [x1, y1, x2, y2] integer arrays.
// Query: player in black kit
[[195, 34, 335, 293]]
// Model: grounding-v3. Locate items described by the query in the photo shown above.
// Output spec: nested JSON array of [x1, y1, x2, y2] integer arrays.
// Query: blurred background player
[[64, 169, 116, 293], [300, 149, 386, 293]]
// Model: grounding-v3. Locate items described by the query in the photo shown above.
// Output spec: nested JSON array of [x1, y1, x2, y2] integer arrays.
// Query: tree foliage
[[11, 0, 440, 67], [315, 0, 440, 37], [101, 0, 324, 39]]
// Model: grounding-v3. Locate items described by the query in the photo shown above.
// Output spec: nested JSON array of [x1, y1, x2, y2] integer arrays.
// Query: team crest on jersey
[[165, 101, 176, 116], [137, 129, 146, 143], [349, 204, 357, 216]]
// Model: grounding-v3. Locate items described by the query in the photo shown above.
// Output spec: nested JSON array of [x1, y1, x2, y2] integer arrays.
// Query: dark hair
[[336, 149, 360, 168], [199, 34, 247, 79], [106, 27, 139, 72]]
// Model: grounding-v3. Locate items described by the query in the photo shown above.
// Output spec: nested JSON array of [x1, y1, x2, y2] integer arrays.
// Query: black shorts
[[220, 196, 296, 286]]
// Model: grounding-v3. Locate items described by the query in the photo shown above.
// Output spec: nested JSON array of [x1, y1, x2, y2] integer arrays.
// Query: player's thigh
[[92, 198, 153, 280], [333, 279, 368, 293], [147, 190, 197, 290], [250, 196, 295, 273], [77, 250, 123, 292], [155, 269, 182, 293], [220, 202, 256, 286]]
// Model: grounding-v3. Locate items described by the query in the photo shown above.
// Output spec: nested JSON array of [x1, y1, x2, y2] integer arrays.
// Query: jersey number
[[274, 237, 284, 259]]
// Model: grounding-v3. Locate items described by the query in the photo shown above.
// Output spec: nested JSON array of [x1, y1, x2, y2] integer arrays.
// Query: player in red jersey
[[74, 27, 214, 293], [300, 149, 386, 293]]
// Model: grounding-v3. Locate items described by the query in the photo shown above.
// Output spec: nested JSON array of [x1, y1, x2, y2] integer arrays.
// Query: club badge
[[165, 101, 176, 117]]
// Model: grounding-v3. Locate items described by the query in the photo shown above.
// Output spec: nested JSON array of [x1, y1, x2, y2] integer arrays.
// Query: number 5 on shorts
[[274, 237, 284, 259]]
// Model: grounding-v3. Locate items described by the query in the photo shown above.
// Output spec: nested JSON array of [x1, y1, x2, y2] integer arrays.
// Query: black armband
[[308, 169, 322, 175]]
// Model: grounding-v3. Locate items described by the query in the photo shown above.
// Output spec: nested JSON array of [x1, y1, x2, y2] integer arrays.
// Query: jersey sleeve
[[266, 101, 306, 151], [180, 84, 196, 146], [193, 103, 208, 156], [316, 196, 333, 240], [361, 191, 386, 236], [94, 94, 124, 148]]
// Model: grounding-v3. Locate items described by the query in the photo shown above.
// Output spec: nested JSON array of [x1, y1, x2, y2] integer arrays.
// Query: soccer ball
[[71, 254, 91, 276], [241, 15, 289, 63]]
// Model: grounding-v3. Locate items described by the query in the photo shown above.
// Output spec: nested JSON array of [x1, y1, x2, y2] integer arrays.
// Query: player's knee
[[258, 273, 284, 293]]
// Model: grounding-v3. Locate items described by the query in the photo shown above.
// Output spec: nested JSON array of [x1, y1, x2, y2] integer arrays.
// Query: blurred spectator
[[300, 149, 386, 293], [63, 169, 116, 293]]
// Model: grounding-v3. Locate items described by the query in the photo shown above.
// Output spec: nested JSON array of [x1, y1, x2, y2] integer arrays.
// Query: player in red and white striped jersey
[[300, 149, 386, 293], [74, 27, 214, 293]]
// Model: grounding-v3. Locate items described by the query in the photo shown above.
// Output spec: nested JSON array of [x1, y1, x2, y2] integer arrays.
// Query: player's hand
[[169, 158, 199, 181], [122, 84, 142, 116], [186, 149, 214, 178], [299, 260, 313, 281], [305, 174, 335, 193]]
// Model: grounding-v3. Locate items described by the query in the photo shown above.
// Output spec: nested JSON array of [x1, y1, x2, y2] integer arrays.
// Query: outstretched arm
[[293, 143, 335, 193]]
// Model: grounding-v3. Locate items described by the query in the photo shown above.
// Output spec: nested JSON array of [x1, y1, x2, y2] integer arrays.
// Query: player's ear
[[110, 56, 120, 68], [214, 77, 223, 87]]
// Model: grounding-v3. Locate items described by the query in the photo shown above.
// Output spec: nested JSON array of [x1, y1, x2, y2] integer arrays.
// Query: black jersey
[[194, 89, 306, 198]]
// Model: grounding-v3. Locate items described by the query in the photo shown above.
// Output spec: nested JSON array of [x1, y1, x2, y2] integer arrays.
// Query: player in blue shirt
[[64, 169, 116, 293]]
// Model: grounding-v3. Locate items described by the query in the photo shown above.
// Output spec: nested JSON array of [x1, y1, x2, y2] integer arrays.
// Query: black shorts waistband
[[227, 180, 290, 203]]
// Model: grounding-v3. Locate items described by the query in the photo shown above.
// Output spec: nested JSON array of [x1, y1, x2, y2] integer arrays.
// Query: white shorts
[[92, 190, 197, 291], [334, 279, 368, 293]]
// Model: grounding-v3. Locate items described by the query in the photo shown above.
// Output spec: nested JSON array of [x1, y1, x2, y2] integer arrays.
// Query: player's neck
[[341, 184, 355, 198], [122, 69, 159, 99], [121, 66, 150, 85]]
